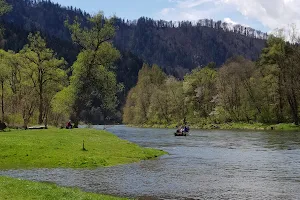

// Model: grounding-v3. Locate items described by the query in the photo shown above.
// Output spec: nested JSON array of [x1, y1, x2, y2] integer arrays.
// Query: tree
[[282, 45, 300, 125], [123, 64, 167, 125], [259, 34, 300, 125], [0, 50, 37, 127], [66, 12, 120, 126], [51, 86, 75, 126], [183, 66, 217, 121], [216, 57, 258, 122], [0, 50, 10, 122], [20, 32, 66, 125], [148, 77, 184, 125], [123, 87, 138, 124]]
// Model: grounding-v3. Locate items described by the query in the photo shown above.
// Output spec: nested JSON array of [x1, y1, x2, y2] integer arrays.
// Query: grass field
[[0, 176, 130, 200], [0, 128, 166, 169]]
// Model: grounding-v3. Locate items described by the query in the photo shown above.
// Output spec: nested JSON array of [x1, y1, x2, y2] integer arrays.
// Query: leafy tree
[[283, 44, 300, 125], [20, 32, 66, 125], [259, 36, 286, 122], [51, 86, 75, 126], [259, 34, 300, 124], [123, 64, 167, 125], [0, 50, 36, 127], [183, 66, 217, 121], [216, 57, 259, 122], [66, 12, 120, 126], [148, 77, 184, 125], [123, 87, 138, 124], [0, 50, 10, 121]]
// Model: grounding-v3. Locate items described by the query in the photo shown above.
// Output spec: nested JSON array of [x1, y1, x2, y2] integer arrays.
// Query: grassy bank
[[0, 176, 129, 200], [128, 123, 300, 131], [0, 128, 165, 169]]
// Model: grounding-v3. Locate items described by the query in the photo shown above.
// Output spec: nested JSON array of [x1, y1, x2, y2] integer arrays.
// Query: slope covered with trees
[[2, 0, 266, 77], [114, 17, 266, 76]]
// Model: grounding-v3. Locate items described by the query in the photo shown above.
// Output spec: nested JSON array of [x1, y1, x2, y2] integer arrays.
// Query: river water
[[1, 126, 300, 199]]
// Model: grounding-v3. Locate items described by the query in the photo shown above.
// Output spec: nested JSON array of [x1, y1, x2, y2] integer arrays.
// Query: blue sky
[[52, 0, 171, 19], [52, 0, 300, 34]]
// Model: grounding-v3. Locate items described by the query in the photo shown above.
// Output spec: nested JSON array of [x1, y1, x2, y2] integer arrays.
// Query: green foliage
[[0, 128, 165, 169], [19, 32, 67, 125], [51, 86, 75, 126], [0, 50, 11, 85], [0, 33, 68, 127], [0, 50, 11, 121], [0, 0, 11, 16], [183, 66, 217, 121], [124, 37, 300, 128], [148, 77, 184, 125], [0, 176, 130, 200], [123, 64, 187, 125], [66, 13, 121, 125]]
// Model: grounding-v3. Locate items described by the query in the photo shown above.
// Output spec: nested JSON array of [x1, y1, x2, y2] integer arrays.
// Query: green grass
[[0, 176, 129, 200], [0, 128, 166, 169]]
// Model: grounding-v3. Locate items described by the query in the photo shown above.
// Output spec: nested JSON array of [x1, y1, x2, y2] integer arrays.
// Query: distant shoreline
[[127, 123, 300, 132]]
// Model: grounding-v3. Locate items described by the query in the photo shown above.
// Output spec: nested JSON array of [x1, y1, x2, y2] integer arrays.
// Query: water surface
[[1, 126, 300, 199]]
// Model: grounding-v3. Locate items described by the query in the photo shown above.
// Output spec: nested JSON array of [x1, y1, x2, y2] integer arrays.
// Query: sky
[[52, 0, 300, 34]]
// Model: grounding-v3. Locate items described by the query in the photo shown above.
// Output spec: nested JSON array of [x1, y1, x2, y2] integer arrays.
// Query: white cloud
[[224, 17, 249, 27], [160, 8, 175, 15], [223, 0, 300, 30], [159, 0, 300, 35], [223, 17, 237, 25]]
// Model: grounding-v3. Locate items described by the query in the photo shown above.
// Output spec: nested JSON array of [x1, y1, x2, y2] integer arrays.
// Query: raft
[[174, 132, 188, 136]]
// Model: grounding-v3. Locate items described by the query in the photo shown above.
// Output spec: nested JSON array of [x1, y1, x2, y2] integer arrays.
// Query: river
[[1, 126, 300, 199]]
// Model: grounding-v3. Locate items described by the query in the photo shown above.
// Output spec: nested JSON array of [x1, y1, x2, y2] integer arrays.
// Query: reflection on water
[[1, 126, 300, 200]]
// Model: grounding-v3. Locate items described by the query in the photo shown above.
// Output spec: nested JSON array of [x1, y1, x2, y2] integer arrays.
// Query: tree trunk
[[23, 118, 29, 129], [277, 74, 284, 123], [43, 105, 49, 128], [292, 111, 299, 125], [38, 92, 43, 124], [1, 81, 4, 122], [287, 91, 299, 125], [72, 101, 81, 128]]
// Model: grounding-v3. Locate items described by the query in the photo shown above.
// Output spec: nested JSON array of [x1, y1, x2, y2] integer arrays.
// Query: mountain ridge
[[2, 0, 266, 77]]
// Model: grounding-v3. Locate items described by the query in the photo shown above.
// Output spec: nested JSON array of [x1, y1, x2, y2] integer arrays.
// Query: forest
[[0, 0, 124, 127], [123, 33, 300, 127], [2, 0, 266, 77], [1, 0, 299, 128]]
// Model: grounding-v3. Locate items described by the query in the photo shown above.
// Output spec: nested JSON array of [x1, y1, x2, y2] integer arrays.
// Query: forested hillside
[[2, 0, 267, 77], [0, 0, 272, 126], [114, 18, 266, 76]]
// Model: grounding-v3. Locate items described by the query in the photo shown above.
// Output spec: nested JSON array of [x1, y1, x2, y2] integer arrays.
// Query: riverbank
[[0, 128, 166, 169], [129, 123, 300, 131], [0, 176, 129, 200]]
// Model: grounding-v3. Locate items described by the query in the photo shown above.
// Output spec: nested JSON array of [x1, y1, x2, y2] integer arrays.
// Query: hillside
[[114, 18, 266, 76], [2, 0, 267, 77]]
